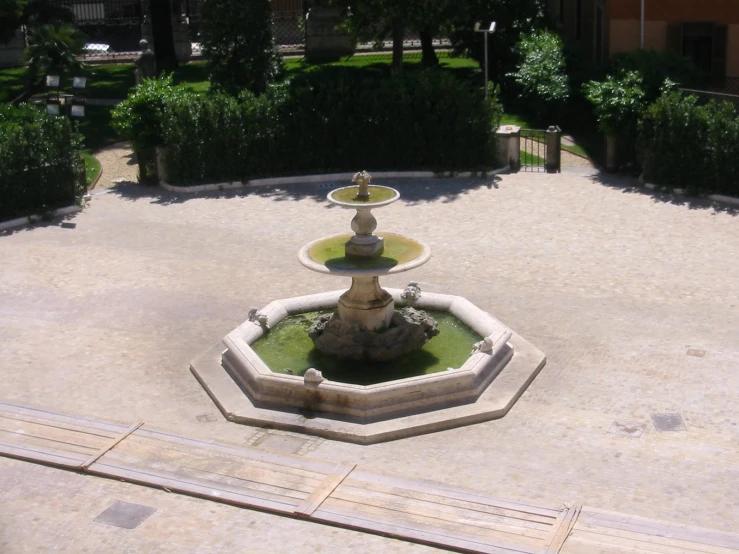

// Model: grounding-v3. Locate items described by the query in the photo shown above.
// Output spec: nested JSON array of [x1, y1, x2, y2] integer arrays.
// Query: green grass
[[520, 150, 545, 166], [81, 150, 101, 187], [0, 67, 26, 102]]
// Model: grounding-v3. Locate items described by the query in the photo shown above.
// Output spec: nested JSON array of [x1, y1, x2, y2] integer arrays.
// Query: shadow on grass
[[106, 174, 504, 207], [587, 172, 739, 216]]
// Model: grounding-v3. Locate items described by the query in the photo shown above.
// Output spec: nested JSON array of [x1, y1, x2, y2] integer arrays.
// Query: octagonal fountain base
[[191, 288, 546, 444]]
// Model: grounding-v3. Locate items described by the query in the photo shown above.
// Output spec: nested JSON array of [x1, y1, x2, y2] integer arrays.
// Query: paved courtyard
[[1, 159, 738, 552]]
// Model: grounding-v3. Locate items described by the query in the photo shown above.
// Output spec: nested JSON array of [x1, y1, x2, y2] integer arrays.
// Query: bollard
[[545, 126, 561, 173]]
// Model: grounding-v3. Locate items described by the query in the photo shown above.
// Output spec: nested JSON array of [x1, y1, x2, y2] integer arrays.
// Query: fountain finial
[[352, 170, 371, 198]]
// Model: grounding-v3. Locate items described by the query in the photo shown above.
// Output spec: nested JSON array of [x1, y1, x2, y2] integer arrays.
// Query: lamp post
[[474, 21, 496, 97]]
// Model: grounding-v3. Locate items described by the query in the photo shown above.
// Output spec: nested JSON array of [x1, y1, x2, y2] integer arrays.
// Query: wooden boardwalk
[[1, 401, 737, 554]]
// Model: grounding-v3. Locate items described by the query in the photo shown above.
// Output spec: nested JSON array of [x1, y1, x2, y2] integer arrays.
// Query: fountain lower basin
[[190, 288, 546, 444]]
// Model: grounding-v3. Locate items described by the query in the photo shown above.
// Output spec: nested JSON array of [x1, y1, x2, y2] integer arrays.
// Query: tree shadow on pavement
[[587, 171, 739, 216], [106, 175, 504, 207]]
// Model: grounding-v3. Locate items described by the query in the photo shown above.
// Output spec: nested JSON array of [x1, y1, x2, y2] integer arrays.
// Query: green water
[[308, 233, 424, 271], [330, 185, 397, 204], [251, 310, 482, 386]]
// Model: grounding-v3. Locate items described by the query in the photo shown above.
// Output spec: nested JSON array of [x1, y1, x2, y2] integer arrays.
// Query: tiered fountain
[[191, 171, 546, 444]]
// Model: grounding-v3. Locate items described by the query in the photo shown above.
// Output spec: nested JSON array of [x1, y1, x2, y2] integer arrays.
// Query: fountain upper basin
[[328, 185, 399, 208]]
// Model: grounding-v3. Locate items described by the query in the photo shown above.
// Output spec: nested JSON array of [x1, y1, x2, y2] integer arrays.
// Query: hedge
[[0, 104, 84, 222], [159, 68, 503, 185], [639, 91, 739, 196]]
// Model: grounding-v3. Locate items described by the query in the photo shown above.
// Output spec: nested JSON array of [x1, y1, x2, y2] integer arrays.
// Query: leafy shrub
[[583, 71, 646, 138], [610, 49, 704, 102], [639, 91, 739, 195], [0, 103, 84, 221], [200, 0, 284, 95], [24, 24, 86, 87], [507, 30, 569, 120], [111, 74, 189, 151], [161, 68, 503, 185]]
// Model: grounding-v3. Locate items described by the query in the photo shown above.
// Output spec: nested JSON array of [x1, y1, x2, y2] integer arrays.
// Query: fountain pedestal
[[338, 276, 394, 331]]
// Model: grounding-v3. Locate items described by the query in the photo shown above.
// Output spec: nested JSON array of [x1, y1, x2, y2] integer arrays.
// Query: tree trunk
[[419, 29, 438, 67], [391, 18, 404, 74], [150, 0, 178, 72]]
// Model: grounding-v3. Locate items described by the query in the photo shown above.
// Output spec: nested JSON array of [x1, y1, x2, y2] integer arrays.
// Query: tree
[[0, 0, 26, 44], [507, 30, 569, 121], [24, 24, 86, 86], [448, 0, 547, 91], [149, 0, 178, 72], [200, 0, 284, 95]]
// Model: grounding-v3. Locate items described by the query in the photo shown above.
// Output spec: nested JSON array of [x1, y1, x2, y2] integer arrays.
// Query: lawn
[[81, 150, 101, 187]]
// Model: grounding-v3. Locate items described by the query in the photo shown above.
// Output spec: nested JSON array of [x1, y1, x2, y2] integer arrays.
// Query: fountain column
[[338, 276, 394, 331]]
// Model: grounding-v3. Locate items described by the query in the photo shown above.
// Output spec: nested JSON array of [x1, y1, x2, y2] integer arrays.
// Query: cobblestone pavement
[[1, 160, 738, 552]]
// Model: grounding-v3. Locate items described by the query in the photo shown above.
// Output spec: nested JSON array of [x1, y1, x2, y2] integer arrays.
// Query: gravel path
[[91, 141, 138, 189]]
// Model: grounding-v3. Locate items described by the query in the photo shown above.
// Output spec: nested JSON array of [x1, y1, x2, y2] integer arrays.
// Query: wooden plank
[[89, 459, 301, 514], [349, 468, 560, 519], [79, 421, 143, 470], [0, 427, 101, 456], [579, 509, 739, 550], [569, 527, 722, 554], [0, 439, 88, 468], [322, 496, 544, 550], [543, 504, 581, 553], [0, 401, 128, 434], [0, 413, 119, 440], [295, 462, 356, 516], [333, 483, 551, 539], [109, 437, 325, 492], [134, 428, 338, 475], [342, 476, 555, 528], [572, 522, 738, 554], [314, 498, 539, 554]]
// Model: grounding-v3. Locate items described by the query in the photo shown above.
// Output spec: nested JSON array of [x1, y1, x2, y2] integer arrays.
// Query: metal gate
[[520, 129, 548, 172]]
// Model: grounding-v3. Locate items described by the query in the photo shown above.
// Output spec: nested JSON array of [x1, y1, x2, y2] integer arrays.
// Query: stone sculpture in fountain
[[305, 171, 439, 361]]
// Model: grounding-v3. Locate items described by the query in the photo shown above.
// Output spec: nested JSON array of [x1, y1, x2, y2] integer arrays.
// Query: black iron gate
[[520, 129, 547, 172]]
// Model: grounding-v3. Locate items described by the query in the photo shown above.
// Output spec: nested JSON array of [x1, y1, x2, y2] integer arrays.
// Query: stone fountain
[[191, 171, 546, 444]]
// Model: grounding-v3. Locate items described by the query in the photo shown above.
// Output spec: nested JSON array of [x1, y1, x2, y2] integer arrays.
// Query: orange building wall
[[611, 0, 739, 25]]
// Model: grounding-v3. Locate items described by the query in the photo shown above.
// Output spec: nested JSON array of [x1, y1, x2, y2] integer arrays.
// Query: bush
[[507, 30, 569, 121], [161, 68, 503, 185], [583, 71, 646, 138], [111, 74, 189, 151], [610, 49, 704, 102], [0, 103, 84, 221], [639, 91, 739, 195], [200, 0, 284, 95]]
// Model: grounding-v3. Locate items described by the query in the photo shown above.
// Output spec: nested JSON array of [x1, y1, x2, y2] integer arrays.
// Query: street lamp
[[474, 21, 496, 97]]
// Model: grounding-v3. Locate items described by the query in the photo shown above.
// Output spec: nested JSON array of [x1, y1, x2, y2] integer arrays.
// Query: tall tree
[[0, 0, 26, 43], [448, 0, 547, 90], [149, 0, 178, 72], [200, 0, 284, 94]]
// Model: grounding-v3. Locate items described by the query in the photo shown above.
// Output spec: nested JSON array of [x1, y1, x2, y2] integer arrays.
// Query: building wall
[[609, 19, 666, 54], [610, 0, 739, 25], [729, 25, 739, 76]]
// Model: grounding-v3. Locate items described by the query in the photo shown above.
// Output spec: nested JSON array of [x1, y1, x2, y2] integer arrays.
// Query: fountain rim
[[327, 185, 400, 209], [298, 232, 431, 277]]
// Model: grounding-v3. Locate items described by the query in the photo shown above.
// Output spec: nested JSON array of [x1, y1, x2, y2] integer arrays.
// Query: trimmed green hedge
[[0, 104, 84, 222], [639, 91, 739, 196], [160, 69, 502, 185]]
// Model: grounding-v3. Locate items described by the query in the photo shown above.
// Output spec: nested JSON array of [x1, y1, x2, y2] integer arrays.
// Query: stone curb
[[638, 174, 739, 207], [159, 167, 510, 193], [0, 205, 84, 232]]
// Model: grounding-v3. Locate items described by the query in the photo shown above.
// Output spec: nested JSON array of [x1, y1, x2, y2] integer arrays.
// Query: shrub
[[639, 91, 739, 195], [200, 0, 285, 96], [161, 68, 502, 185], [610, 49, 704, 102], [507, 30, 569, 120], [111, 74, 189, 151], [0, 103, 84, 221], [583, 71, 646, 138]]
